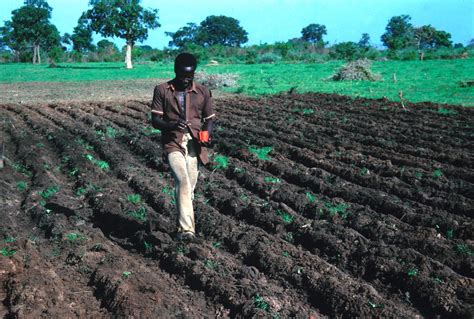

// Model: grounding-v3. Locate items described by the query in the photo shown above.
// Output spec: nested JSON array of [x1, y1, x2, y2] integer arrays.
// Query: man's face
[[176, 70, 195, 89]]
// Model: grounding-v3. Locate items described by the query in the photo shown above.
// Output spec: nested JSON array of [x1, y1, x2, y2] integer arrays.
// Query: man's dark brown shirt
[[151, 79, 215, 165]]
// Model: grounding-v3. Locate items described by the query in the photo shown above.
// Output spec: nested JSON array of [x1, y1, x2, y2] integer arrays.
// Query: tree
[[2, 0, 60, 63], [165, 23, 199, 49], [358, 33, 371, 49], [413, 25, 452, 52], [84, 0, 160, 69], [431, 30, 452, 48], [301, 23, 327, 47], [195, 15, 248, 47], [330, 41, 359, 60], [71, 14, 96, 53], [381, 15, 414, 50]]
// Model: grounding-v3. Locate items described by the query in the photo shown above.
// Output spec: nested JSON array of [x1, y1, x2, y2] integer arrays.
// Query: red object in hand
[[199, 131, 209, 142]]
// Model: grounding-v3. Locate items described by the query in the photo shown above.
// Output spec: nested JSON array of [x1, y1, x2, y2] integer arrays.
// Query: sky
[[1, 0, 473, 49]]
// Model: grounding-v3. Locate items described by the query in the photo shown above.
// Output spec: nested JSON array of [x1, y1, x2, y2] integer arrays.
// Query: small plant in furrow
[[84, 153, 110, 171], [38, 185, 60, 200], [276, 210, 294, 224], [249, 145, 273, 161]]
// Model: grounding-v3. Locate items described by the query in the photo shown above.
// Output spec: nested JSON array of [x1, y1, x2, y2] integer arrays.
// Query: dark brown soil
[[1, 92, 473, 318]]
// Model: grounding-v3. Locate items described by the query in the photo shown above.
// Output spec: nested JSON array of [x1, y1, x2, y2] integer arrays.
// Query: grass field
[[1, 58, 473, 106]]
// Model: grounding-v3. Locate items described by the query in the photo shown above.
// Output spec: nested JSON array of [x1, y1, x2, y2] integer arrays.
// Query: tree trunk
[[32, 45, 37, 64], [125, 43, 133, 69], [37, 45, 41, 64]]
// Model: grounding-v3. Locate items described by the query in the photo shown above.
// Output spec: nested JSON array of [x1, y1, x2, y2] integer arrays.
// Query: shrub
[[194, 71, 239, 89], [331, 58, 382, 81], [330, 41, 359, 60], [256, 52, 282, 64]]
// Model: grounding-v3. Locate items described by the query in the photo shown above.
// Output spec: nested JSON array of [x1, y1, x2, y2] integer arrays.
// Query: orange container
[[199, 131, 209, 142]]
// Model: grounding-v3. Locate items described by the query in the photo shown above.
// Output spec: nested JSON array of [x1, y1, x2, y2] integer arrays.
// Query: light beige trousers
[[168, 133, 199, 234]]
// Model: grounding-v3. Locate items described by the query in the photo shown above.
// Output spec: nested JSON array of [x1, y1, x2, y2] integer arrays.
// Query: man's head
[[174, 53, 197, 89]]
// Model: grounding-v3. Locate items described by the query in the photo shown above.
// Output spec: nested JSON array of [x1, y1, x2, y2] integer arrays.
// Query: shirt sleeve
[[151, 85, 164, 116], [202, 88, 216, 121]]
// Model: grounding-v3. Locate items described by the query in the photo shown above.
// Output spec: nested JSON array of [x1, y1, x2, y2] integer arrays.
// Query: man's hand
[[176, 119, 188, 132], [199, 130, 213, 147]]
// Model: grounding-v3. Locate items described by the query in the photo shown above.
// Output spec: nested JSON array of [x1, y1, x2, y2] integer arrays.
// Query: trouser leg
[[167, 134, 199, 234]]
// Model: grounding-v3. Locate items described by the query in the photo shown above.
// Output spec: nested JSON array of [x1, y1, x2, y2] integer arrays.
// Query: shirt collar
[[167, 79, 197, 93]]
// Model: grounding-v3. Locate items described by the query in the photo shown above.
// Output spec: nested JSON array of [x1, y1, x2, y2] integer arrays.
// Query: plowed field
[[1, 93, 473, 318]]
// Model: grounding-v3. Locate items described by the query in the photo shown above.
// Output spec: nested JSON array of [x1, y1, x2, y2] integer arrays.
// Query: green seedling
[[433, 277, 444, 284], [446, 229, 454, 239], [1, 247, 16, 257], [76, 138, 94, 150], [204, 258, 218, 269], [212, 242, 221, 249], [432, 169, 443, 178], [16, 181, 27, 192], [36, 142, 45, 148], [76, 187, 87, 196], [141, 126, 161, 136], [68, 168, 79, 177], [144, 241, 152, 252], [127, 206, 147, 221], [407, 268, 418, 277], [276, 210, 294, 224], [282, 251, 289, 257], [122, 271, 132, 278], [127, 194, 142, 205], [455, 243, 473, 256], [325, 202, 350, 219], [13, 163, 33, 177], [67, 233, 82, 242], [39, 185, 60, 200], [306, 192, 316, 203], [4, 237, 17, 243], [253, 294, 269, 311], [106, 126, 119, 138], [359, 167, 369, 176], [414, 171, 423, 180], [264, 177, 280, 183], [212, 154, 229, 170], [248, 145, 273, 161], [84, 154, 110, 171], [292, 108, 314, 115]]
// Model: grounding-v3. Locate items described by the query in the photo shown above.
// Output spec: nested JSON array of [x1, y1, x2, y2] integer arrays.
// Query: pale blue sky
[[1, 0, 473, 48]]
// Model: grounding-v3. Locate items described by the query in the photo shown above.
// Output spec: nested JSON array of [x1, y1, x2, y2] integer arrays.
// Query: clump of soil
[[331, 58, 382, 81]]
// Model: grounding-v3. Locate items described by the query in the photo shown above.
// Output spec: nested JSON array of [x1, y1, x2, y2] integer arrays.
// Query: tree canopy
[[71, 14, 96, 53], [84, 0, 160, 68], [381, 15, 414, 50], [166, 15, 248, 49], [1, 0, 60, 63], [301, 23, 327, 47], [196, 15, 248, 47], [414, 25, 452, 49], [165, 23, 199, 49]]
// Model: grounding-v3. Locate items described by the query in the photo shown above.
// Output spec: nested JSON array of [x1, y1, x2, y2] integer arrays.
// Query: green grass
[[1, 59, 473, 105], [0, 62, 173, 82]]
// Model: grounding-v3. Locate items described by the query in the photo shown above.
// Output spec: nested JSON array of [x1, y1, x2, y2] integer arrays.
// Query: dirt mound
[[1, 93, 473, 317]]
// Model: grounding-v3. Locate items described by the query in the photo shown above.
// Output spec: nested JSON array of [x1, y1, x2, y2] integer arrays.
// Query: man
[[151, 53, 215, 242]]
